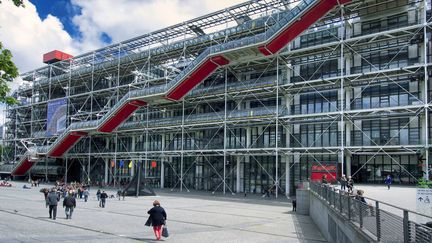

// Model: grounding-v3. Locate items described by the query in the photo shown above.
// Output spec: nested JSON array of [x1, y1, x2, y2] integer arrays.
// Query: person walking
[[46, 188, 60, 220], [42, 188, 49, 208], [321, 174, 328, 184], [340, 175, 347, 191], [100, 191, 108, 208], [147, 200, 167, 241], [384, 175, 393, 190], [96, 189, 101, 201], [83, 189, 89, 202], [347, 176, 354, 193], [117, 189, 122, 201], [63, 191, 76, 219]]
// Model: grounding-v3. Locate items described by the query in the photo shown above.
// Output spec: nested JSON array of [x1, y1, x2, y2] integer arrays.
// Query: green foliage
[[417, 178, 432, 188], [0, 0, 24, 7], [0, 42, 19, 105]]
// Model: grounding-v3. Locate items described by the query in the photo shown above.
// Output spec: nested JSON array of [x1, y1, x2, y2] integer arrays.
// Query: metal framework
[[1, 0, 431, 197]]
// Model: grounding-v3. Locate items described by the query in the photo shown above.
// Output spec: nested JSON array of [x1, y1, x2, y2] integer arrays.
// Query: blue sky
[[30, 0, 81, 37], [0, 0, 243, 73], [29, 0, 112, 43]]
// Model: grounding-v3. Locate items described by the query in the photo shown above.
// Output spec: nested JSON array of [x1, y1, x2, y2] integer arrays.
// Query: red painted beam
[[11, 159, 35, 176], [129, 100, 147, 107], [49, 132, 87, 157], [166, 55, 229, 100], [259, 0, 351, 55], [210, 56, 230, 66], [98, 102, 142, 133]]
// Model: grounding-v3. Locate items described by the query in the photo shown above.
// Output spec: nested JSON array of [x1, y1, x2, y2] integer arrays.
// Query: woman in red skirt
[[147, 200, 167, 240]]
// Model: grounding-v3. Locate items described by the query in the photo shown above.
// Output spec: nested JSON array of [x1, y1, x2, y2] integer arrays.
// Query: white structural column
[[223, 68, 228, 194], [236, 157, 241, 193], [338, 5, 347, 176], [285, 93, 293, 195], [180, 100, 185, 191], [160, 133, 165, 188], [87, 137, 91, 183], [161, 158, 165, 189], [236, 100, 242, 193], [105, 138, 110, 184], [423, 0, 429, 180], [104, 159, 109, 184], [275, 57, 280, 198], [345, 87, 352, 176], [131, 136, 136, 177], [65, 156, 68, 183]]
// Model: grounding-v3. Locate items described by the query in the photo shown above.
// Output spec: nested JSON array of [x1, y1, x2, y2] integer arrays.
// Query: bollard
[[403, 210, 409, 243], [375, 201, 381, 242], [359, 201, 363, 228], [348, 196, 351, 220]]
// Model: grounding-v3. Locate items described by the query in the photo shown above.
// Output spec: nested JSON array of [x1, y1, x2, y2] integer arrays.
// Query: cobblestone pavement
[[0, 182, 325, 243]]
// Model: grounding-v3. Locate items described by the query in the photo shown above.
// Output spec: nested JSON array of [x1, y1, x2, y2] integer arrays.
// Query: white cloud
[[0, 0, 247, 125], [0, 0, 245, 74], [71, 0, 245, 45], [0, 0, 79, 72]]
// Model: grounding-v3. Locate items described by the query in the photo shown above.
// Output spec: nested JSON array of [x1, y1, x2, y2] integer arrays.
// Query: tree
[[0, 0, 24, 105], [0, 43, 19, 105], [0, 0, 24, 7]]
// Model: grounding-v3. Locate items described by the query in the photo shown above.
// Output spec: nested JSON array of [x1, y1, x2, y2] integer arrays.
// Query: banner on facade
[[310, 163, 337, 183], [46, 98, 67, 136]]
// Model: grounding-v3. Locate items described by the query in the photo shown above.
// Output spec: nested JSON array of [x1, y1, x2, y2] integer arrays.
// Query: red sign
[[311, 164, 337, 183], [151, 161, 157, 168]]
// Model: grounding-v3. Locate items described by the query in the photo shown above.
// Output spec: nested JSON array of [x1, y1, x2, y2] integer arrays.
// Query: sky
[[0, 0, 246, 73], [0, 0, 246, 124]]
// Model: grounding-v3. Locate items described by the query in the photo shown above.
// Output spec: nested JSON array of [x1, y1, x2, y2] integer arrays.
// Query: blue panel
[[46, 98, 67, 137]]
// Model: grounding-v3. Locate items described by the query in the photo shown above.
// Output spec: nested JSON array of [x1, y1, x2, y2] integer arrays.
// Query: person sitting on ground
[[355, 190, 367, 204]]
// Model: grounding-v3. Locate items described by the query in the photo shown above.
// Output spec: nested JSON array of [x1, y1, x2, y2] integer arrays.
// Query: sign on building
[[416, 188, 432, 223], [46, 98, 67, 136]]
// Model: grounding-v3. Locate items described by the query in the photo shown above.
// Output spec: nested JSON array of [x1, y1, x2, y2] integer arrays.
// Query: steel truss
[[2, 0, 431, 197]]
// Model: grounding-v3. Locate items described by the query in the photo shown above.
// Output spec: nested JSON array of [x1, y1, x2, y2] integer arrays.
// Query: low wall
[[305, 190, 376, 243]]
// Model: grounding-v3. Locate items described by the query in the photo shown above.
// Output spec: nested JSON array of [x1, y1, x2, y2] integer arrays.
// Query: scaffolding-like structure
[[1, 0, 430, 196]]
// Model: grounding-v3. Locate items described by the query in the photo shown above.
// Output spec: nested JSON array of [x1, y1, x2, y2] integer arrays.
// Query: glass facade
[[3, 0, 430, 195]]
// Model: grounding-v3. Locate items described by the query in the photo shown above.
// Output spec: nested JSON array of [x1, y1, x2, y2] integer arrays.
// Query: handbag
[[162, 225, 169, 238]]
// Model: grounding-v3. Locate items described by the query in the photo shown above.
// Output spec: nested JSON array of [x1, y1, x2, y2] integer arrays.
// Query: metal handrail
[[310, 182, 432, 243]]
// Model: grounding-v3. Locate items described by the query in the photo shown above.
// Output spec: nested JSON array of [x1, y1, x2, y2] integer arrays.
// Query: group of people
[[0, 180, 12, 187], [96, 189, 109, 207], [44, 188, 76, 220], [29, 179, 41, 187], [338, 175, 354, 193], [324, 174, 394, 192], [40, 183, 168, 241]]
